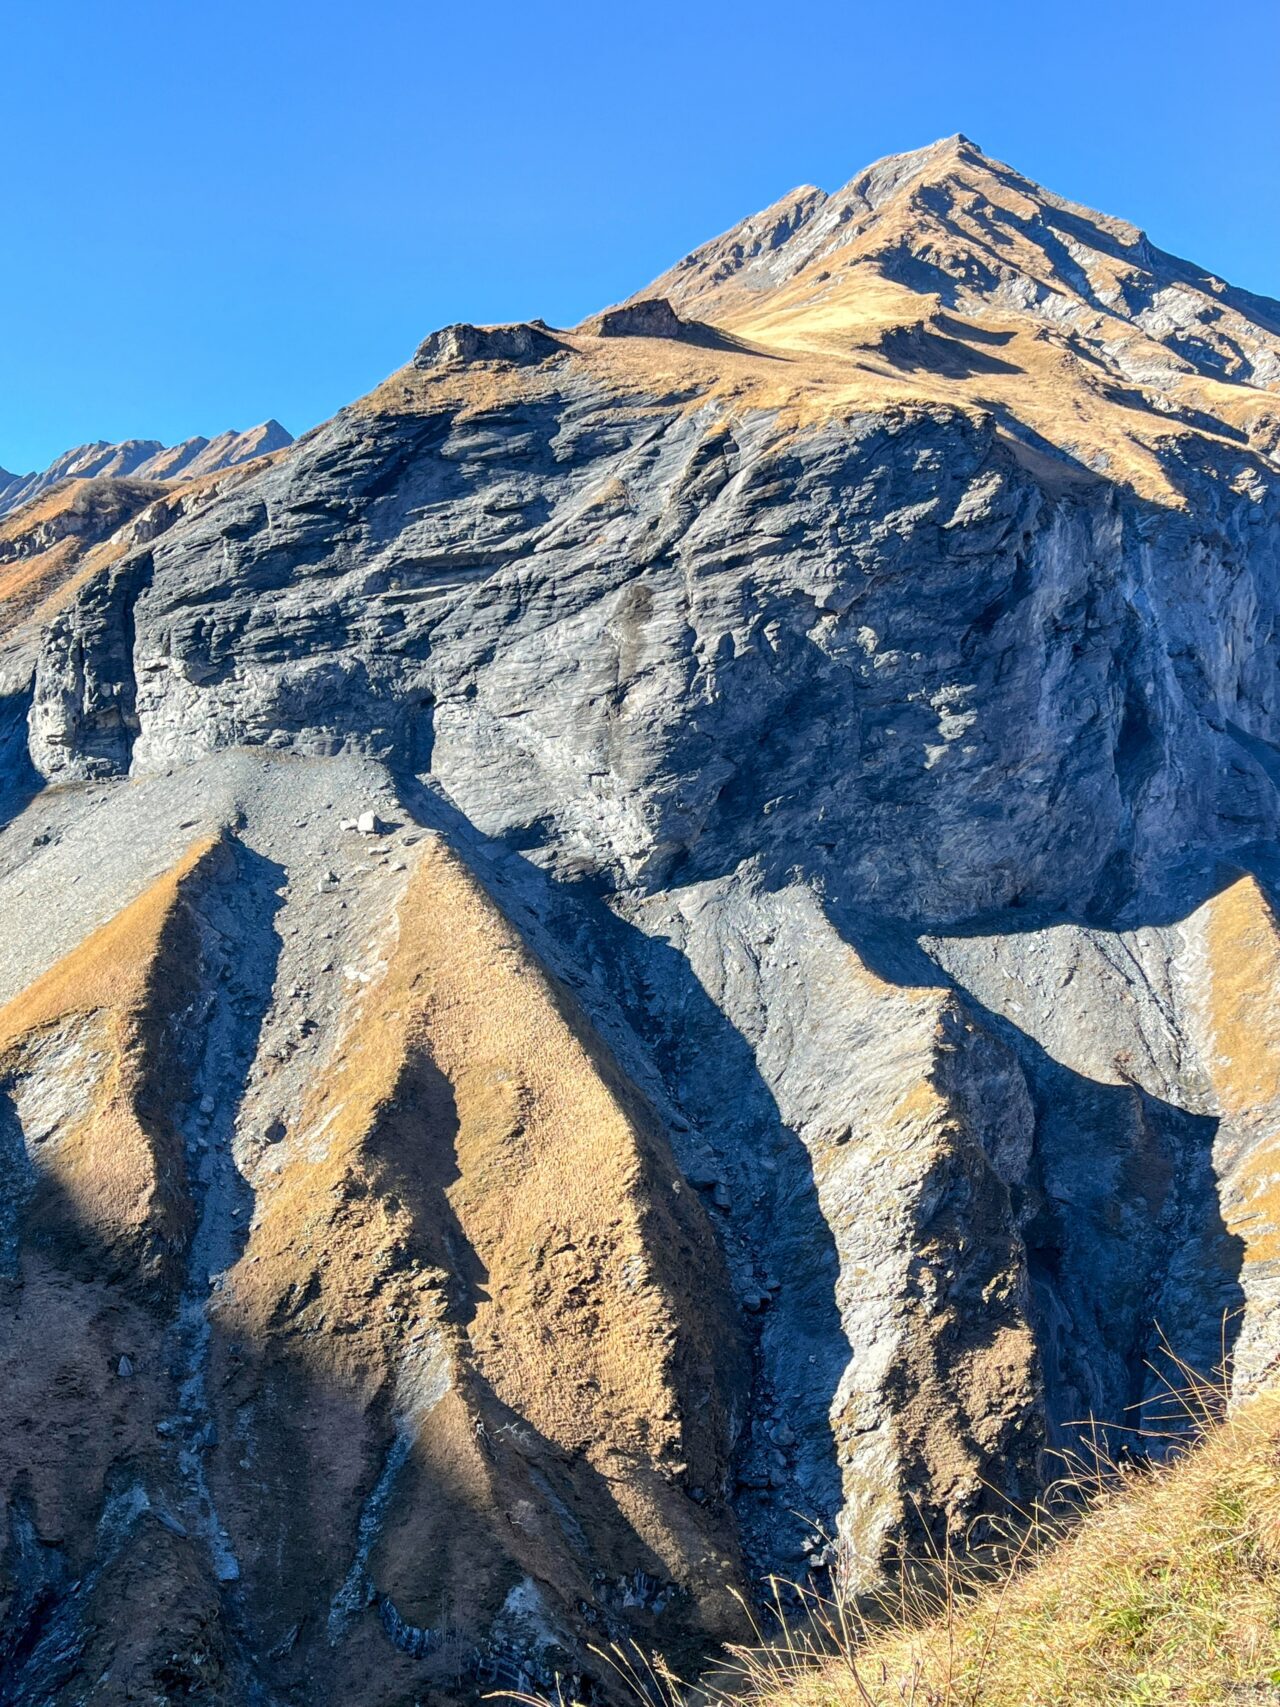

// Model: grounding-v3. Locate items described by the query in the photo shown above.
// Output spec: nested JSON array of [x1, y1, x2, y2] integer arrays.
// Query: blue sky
[[2, 0, 1277, 474]]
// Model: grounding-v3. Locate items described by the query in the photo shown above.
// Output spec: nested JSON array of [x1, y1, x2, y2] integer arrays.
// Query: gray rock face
[[0, 421, 293, 518], [3, 137, 1280, 1701], [412, 321, 564, 368], [33, 395, 1279, 925]]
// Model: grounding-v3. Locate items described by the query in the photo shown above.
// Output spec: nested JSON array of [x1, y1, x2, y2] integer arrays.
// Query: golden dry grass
[[518, 1381, 1280, 1707], [0, 835, 225, 1295], [1196, 878, 1280, 1267], [1201, 878, 1280, 1125], [743, 1398, 1280, 1706]]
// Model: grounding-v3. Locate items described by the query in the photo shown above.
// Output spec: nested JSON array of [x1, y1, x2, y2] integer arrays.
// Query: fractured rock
[[597, 297, 687, 339], [412, 320, 563, 369]]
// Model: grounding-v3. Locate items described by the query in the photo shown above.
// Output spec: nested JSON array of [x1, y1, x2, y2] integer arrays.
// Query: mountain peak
[[620, 136, 1280, 492], [634, 135, 1006, 315]]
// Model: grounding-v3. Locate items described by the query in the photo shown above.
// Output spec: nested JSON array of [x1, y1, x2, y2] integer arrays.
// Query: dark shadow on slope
[[368, 1051, 492, 1328], [824, 900, 1247, 1465], [986, 406, 1113, 489], [0, 691, 39, 837], [1225, 720, 1280, 792], [0, 1092, 32, 1283], [677, 320, 790, 360], [934, 313, 1016, 348], [875, 322, 1022, 380], [365, 1358, 736, 1700]]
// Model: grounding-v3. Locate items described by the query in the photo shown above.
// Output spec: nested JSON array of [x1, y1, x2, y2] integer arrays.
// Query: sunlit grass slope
[[527, 1387, 1280, 1707]]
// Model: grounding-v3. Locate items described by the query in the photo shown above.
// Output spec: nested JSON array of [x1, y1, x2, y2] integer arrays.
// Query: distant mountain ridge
[[0, 419, 293, 517]]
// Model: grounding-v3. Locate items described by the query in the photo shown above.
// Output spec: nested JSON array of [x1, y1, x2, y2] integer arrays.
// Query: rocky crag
[[1, 135, 1280, 1703]]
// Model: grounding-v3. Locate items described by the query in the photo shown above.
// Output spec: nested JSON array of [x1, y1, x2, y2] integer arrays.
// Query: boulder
[[597, 297, 687, 340]]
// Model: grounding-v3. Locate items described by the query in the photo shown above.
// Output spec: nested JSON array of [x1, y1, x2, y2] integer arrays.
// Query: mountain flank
[[0, 136, 1278, 1704]]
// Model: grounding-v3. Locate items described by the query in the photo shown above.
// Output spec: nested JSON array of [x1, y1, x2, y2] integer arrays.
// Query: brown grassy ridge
[[0, 477, 162, 637], [0, 452, 293, 649], [207, 829, 747, 1685], [517, 1382, 1280, 1707], [0, 833, 226, 1297]]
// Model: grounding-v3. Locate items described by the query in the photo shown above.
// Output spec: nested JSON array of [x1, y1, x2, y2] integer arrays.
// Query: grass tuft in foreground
[[511, 1369, 1280, 1707]]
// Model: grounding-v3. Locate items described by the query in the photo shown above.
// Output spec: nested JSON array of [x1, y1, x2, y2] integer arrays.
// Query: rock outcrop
[[1, 136, 1280, 1703], [413, 322, 565, 369], [596, 298, 688, 339]]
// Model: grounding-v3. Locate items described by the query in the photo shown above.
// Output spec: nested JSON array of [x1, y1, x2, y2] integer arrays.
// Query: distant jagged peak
[[0, 420, 294, 519]]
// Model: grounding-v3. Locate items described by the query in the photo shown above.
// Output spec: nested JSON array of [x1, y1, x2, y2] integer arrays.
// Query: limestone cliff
[[1, 137, 1279, 1704]]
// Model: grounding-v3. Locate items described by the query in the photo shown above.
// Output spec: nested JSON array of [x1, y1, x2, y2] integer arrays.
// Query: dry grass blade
[[502, 1357, 1280, 1707]]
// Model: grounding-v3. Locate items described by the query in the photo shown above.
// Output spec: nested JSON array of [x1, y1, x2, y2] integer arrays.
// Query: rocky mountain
[[1, 134, 1279, 1704], [0, 421, 294, 518]]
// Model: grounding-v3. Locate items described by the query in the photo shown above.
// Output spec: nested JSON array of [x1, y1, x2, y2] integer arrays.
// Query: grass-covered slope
[[720, 1392, 1280, 1707], [538, 1392, 1280, 1707]]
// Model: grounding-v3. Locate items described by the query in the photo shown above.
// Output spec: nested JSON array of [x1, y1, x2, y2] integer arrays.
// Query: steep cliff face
[[2, 138, 1279, 1703]]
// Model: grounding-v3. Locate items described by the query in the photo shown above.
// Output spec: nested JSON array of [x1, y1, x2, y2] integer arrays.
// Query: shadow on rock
[[830, 896, 1247, 1462]]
